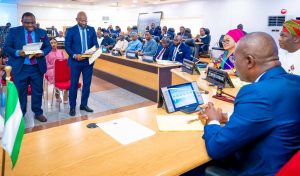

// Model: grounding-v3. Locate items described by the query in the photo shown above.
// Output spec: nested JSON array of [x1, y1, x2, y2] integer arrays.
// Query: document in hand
[[89, 48, 102, 65], [23, 42, 43, 55], [97, 117, 155, 145]]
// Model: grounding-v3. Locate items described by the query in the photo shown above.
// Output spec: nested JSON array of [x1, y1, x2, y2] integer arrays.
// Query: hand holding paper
[[23, 42, 43, 55]]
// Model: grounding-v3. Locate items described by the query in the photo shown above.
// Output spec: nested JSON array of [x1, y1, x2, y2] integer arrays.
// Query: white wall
[[0, 3, 18, 27], [14, 0, 300, 46]]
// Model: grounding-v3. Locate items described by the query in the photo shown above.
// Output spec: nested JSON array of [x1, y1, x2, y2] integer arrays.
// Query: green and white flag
[[2, 80, 25, 168]]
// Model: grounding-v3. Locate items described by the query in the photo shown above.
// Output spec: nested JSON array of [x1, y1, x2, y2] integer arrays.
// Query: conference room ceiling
[[16, 0, 194, 8]]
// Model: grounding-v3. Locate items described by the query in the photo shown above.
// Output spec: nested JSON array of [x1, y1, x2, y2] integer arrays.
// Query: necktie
[[82, 28, 87, 53], [27, 31, 37, 64], [156, 48, 165, 60], [172, 46, 178, 61]]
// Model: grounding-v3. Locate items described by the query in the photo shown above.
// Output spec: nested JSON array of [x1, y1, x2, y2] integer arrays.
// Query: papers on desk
[[231, 78, 250, 87], [97, 117, 155, 145], [22, 42, 43, 55], [156, 60, 182, 66], [156, 115, 204, 131]]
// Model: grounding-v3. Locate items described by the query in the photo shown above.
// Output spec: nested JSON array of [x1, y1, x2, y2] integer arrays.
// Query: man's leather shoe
[[69, 108, 76, 116], [80, 106, 94, 112], [35, 114, 47, 122]]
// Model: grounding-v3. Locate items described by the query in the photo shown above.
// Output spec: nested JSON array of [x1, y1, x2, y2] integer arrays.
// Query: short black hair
[[22, 12, 35, 19]]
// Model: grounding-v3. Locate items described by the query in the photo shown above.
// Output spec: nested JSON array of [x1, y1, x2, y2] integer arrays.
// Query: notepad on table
[[97, 117, 155, 145], [156, 115, 204, 131]]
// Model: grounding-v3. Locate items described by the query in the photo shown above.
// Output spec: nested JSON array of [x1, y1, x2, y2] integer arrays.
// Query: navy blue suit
[[65, 25, 99, 108], [4, 26, 51, 116], [203, 66, 300, 175], [168, 43, 191, 63], [154, 45, 170, 60]]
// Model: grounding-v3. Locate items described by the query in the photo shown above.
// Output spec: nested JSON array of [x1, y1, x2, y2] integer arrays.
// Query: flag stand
[[1, 149, 5, 176], [1, 66, 12, 176]]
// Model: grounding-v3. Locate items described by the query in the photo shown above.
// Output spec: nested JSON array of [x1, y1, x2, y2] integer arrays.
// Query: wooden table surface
[[0, 68, 243, 176], [1, 106, 211, 176]]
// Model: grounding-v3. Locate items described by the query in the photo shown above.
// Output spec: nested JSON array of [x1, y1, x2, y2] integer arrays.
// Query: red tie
[[27, 31, 37, 64], [156, 48, 165, 60]]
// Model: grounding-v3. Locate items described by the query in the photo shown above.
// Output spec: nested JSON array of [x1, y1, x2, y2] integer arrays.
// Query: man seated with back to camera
[[125, 32, 143, 54], [184, 32, 300, 176], [101, 29, 115, 51], [168, 35, 191, 63], [138, 31, 158, 57], [154, 37, 171, 60]]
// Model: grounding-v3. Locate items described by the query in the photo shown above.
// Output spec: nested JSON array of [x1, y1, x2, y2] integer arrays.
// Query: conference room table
[[1, 68, 244, 176], [93, 53, 181, 102]]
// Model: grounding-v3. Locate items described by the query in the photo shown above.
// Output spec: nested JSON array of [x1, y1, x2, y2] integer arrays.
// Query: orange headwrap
[[282, 19, 300, 37]]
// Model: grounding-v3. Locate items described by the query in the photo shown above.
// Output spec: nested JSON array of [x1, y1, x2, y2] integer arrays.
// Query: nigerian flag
[[2, 80, 25, 168]]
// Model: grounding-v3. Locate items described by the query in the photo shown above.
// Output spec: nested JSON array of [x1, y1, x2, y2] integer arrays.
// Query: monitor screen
[[168, 84, 198, 109]]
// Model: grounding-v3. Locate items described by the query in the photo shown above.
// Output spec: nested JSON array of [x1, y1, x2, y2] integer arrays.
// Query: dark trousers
[[14, 64, 43, 116], [69, 60, 93, 108]]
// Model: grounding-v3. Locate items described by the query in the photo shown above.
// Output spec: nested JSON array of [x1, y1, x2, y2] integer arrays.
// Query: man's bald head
[[174, 35, 183, 46], [235, 32, 281, 82], [76, 11, 87, 28]]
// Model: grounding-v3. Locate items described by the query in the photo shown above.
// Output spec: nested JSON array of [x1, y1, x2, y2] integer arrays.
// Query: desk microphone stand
[[212, 86, 235, 104]]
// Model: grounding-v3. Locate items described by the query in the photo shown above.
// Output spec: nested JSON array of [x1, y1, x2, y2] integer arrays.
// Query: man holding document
[[4, 12, 51, 122], [65, 11, 99, 116]]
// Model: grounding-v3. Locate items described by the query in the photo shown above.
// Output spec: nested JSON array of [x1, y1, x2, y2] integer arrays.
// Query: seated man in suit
[[138, 31, 158, 57], [125, 32, 143, 54], [154, 37, 170, 60], [168, 35, 191, 63], [101, 30, 115, 51], [199, 32, 300, 175]]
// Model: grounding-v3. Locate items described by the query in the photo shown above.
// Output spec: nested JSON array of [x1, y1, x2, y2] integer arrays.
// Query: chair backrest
[[276, 150, 300, 176], [54, 59, 70, 83]]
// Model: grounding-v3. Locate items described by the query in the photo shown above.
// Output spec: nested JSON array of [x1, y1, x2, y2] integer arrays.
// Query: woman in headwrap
[[212, 29, 245, 70]]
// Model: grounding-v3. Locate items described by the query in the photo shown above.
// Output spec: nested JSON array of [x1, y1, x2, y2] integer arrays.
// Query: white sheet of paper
[[156, 115, 204, 131], [156, 60, 182, 66], [89, 48, 102, 65], [84, 46, 97, 55], [97, 117, 156, 145], [23, 42, 43, 55]]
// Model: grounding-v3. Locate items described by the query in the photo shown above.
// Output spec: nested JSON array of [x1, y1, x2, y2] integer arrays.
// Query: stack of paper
[[156, 115, 204, 131], [97, 117, 155, 145]]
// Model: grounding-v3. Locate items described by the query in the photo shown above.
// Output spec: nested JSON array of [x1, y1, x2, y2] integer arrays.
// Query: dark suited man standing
[[65, 11, 99, 116], [4, 12, 51, 122]]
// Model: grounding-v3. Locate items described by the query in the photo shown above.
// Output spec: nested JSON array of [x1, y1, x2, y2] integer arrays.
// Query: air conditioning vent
[[268, 16, 286, 26]]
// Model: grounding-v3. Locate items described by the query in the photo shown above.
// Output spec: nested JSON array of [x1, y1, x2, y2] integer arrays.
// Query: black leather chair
[[205, 166, 232, 176], [184, 38, 196, 57]]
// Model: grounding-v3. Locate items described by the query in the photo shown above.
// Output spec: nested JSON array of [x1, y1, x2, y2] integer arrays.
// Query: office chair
[[184, 38, 196, 57], [276, 150, 300, 176], [51, 59, 82, 110], [212, 35, 225, 51], [205, 166, 232, 176]]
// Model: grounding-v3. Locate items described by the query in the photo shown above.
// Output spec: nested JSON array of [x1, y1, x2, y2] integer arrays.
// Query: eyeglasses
[[23, 21, 36, 24], [222, 39, 231, 43]]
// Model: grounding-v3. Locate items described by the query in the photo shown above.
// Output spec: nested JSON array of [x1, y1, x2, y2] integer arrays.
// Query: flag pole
[[1, 149, 5, 176], [1, 66, 12, 176]]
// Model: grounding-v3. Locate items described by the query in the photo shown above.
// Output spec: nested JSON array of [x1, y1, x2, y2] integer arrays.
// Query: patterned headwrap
[[282, 19, 300, 37]]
